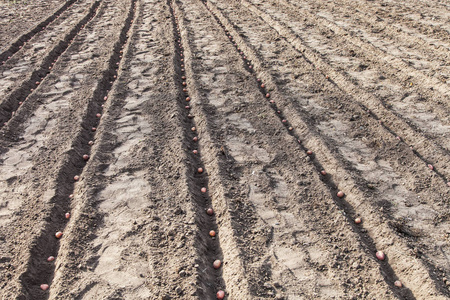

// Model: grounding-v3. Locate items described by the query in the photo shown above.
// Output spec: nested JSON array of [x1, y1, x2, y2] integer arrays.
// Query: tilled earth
[[0, 0, 449, 299]]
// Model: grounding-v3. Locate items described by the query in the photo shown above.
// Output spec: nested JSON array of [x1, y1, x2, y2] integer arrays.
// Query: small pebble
[[175, 286, 183, 295]]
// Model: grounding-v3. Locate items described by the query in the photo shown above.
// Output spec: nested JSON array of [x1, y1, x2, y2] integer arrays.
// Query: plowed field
[[0, 0, 449, 299]]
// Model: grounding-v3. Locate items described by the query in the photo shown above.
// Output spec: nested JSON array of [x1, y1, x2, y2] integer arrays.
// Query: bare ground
[[0, 0, 449, 299]]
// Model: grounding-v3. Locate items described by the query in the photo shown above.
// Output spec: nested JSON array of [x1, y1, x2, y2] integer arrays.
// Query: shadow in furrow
[[199, 0, 417, 298], [17, 0, 138, 298], [0, 0, 101, 128]]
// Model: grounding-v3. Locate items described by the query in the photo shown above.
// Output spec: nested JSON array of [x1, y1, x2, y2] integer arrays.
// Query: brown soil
[[0, 0, 449, 299], [0, 0, 66, 46]]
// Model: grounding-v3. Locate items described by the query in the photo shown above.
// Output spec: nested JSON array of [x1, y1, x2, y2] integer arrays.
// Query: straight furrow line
[[0, 0, 96, 103], [15, 0, 138, 298], [169, 1, 227, 298], [44, 0, 206, 298], [201, 0, 449, 298], [172, 0, 254, 298], [0, 0, 102, 128], [299, 0, 450, 59], [199, 2, 413, 299], [350, 0, 450, 43], [0, 0, 78, 64], [369, 0, 450, 40], [278, 0, 450, 104], [247, 0, 449, 142], [240, 0, 450, 184]]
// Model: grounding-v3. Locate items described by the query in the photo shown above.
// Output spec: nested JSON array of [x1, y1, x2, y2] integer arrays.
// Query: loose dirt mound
[[0, 0, 449, 299]]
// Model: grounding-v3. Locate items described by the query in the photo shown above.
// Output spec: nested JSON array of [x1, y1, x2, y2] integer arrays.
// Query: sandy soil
[[0, 0, 449, 299]]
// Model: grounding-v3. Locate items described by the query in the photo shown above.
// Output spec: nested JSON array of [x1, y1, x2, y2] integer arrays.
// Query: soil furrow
[[0, 0, 96, 94], [46, 0, 209, 297], [0, 0, 136, 297], [294, 0, 450, 76], [198, 2, 415, 299], [172, 0, 253, 298], [0, 0, 65, 47], [0, 0, 448, 298], [0, 0, 109, 226], [250, 0, 450, 131], [171, 0, 228, 297], [362, 0, 450, 44], [48, 0, 229, 297], [277, 0, 450, 105], [0, 0, 78, 64], [177, 0, 409, 298], [18, 0, 138, 297], [202, 0, 450, 298], [0, 0, 101, 128], [238, 0, 450, 184]]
